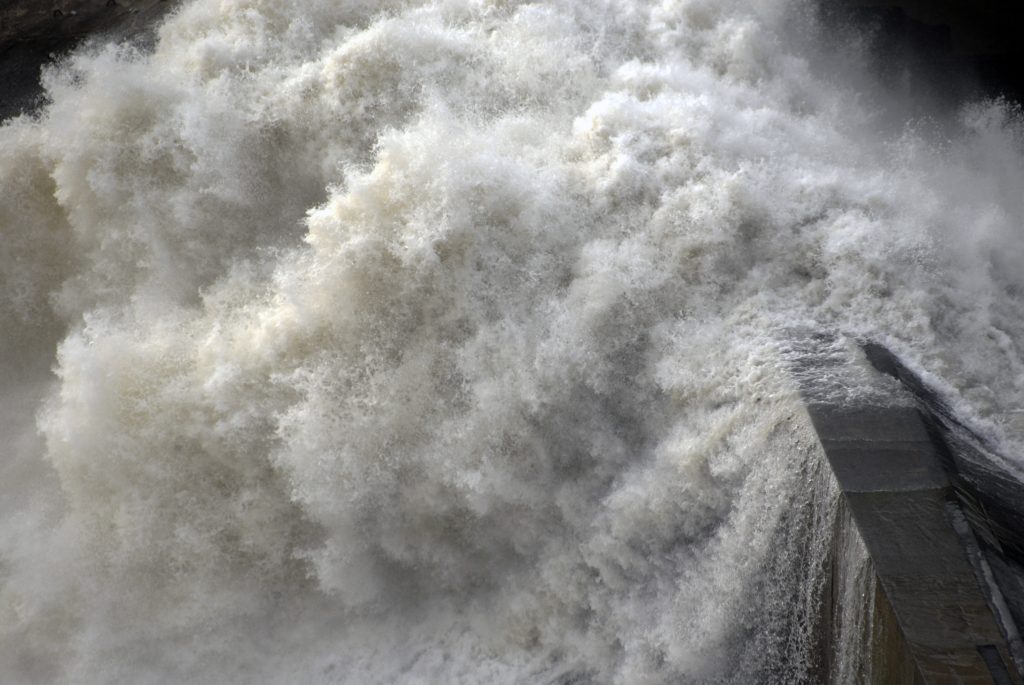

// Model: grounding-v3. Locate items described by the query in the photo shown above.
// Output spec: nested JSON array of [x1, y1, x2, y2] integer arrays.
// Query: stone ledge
[[792, 335, 1024, 683]]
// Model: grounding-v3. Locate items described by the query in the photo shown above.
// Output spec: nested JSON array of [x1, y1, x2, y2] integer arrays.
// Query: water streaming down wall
[[821, 496, 928, 684], [4, 0, 1024, 682], [828, 498, 879, 683]]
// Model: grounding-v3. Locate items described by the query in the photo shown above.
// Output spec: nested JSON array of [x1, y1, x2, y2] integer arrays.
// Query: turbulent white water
[[4, 0, 1024, 682]]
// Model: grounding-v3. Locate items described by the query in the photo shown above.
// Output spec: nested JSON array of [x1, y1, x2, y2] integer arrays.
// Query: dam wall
[[823, 495, 922, 683], [795, 337, 1024, 684]]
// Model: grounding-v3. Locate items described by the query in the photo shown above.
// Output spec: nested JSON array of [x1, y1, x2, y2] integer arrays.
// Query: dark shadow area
[[818, 1, 1024, 114], [0, 0, 177, 121]]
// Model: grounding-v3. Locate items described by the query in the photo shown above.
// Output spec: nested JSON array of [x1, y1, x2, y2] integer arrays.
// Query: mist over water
[[4, 0, 1024, 682]]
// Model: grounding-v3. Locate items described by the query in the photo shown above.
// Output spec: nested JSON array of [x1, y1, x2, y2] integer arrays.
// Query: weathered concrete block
[[807, 404, 949, 492], [793, 335, 1024, 683]]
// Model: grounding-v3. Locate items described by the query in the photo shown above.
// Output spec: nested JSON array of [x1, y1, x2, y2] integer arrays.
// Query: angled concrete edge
[[788, 333, 1024, 684]]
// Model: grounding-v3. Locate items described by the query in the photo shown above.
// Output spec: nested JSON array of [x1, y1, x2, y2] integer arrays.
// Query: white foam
[[4, 0, 1024, 682]]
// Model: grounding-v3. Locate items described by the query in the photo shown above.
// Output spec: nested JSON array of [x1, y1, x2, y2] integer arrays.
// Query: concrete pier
[[793, 336, 1024, 684]]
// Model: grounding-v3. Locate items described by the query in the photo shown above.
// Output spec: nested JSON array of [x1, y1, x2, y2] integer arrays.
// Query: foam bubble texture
[[3, 0, 1024, 682]]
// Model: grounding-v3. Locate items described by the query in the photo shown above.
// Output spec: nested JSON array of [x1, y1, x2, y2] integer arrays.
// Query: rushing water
[[3, 1, 1024, 682]]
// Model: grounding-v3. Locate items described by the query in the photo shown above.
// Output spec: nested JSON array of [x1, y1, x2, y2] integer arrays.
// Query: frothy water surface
[[4, 1, 1024, 682]]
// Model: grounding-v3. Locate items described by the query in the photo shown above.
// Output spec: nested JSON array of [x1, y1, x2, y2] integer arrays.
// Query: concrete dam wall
[[796, 337, 1024, 683]]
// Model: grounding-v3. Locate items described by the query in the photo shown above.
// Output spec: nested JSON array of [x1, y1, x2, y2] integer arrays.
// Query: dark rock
[[792, 334, 1024, 683], [0, 0, 178, 121]]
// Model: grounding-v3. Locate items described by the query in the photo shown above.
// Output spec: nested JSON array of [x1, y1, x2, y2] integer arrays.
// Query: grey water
[[3, 1, 1024, 682]]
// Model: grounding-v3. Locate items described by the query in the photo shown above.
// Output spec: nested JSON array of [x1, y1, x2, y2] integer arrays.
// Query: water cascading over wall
[[4, 1, 1024, 682]]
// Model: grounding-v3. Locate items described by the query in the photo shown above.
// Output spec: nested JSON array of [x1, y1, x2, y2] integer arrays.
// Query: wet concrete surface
[[793, 334, 1024, 683]]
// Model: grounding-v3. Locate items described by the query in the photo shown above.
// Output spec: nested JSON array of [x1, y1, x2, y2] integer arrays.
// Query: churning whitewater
[[4, 0, 1024, 682]]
